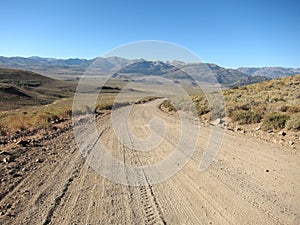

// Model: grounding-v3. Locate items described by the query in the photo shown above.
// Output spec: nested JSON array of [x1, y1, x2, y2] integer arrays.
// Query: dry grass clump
[[161, 100, 177, 112], [0, 98, 74, 136], [192, 95, 210, 116], [0, 109, 72, 135], [286, 113, 300, 131]]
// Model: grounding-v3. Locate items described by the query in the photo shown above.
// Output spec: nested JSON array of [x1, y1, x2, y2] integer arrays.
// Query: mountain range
[[0, 56, 299, 87], [237, 67, 300, 79]]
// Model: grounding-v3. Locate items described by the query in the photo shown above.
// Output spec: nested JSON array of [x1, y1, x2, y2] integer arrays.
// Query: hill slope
[[0, 68, 75, 110]]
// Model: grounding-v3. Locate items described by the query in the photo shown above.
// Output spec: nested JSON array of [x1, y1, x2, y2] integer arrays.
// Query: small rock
[[265, 169, 269, 172], [16, 140, 30, 147], [3, 157, 10, 163], [210, 118, 221, 126], [267, 129, 273, 133], [0, 151, 10, 155], [255, 127, 261, 131], [0, 140, 8, 145], [35, 158, 42, 163], [278, 131, 287, 136], [236, 127, 242, 131], [289, 141, 294, 145]]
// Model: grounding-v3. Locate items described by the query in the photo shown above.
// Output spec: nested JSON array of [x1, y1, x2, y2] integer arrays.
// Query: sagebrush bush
[[262, 113, 290, 131], [286, 113, 300, 131], [161, 100, 177, 112], [231, 110, 262, 124]]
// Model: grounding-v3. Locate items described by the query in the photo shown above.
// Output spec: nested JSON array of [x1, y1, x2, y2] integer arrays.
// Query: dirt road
[[1, 100, 299, 224]]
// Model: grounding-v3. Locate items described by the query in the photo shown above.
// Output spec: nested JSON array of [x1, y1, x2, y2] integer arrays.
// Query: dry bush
[[262, 113, 290, 131], [161, 100, 177, 112], [231, 110, 262, 125], [286, 113, 300, 131]]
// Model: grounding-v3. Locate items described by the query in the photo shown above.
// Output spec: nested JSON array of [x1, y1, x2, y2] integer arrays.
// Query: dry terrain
[[0, 99, 299, 225]]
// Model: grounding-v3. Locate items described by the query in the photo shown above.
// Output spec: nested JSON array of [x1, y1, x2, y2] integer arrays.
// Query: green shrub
[[161, 100, 177, 112], [286, 113, 300, 131], [262, 113, 290, 131], [231, 110, 262, 124], [227, 102, 251, 116], [197, 104, 210, 116]]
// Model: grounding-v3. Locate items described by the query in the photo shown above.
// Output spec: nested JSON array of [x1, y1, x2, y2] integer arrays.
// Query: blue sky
[[0, 0, 299, 68]]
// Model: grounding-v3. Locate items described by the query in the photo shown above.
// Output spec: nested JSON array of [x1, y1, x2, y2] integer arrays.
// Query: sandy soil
[[0, 100, 299, 225]]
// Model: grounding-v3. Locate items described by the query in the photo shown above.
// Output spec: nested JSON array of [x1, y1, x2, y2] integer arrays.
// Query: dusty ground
[[0, 100, 299, 225]]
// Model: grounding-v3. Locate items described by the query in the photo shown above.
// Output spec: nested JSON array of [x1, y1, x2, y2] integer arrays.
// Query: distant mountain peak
[[1, 55, 297, 86]]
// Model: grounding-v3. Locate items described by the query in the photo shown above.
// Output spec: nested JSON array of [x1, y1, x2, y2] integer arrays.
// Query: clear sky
[[0, 0, 299, 68]]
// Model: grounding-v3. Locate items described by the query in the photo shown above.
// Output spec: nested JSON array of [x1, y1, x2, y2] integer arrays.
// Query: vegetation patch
[[286, 113, 300, 131], [161, 100, 177, 112], [262, 113, 290, 131], [231, 110, 262, 125]]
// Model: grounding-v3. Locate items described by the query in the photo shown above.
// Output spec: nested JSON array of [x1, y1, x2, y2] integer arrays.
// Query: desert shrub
[[287, 105, 300, 114], [192, 95, 206, 103], [227, 102, 251, 116], [262, 113, 290, 131], [30, 112, 60, 129], [6, 114, 32, 131], [0, 127, 7, 136], [286, 113, 300, 131], [231, 110, 262, 124], [60, 109, 72, 118], [279, 105, 289, 112], [97, 103, 113, 111], [197, 104, 210, 116], [74, 105, 95, 114], [161, 100, 177, 112], [135, 96, 159, 104]]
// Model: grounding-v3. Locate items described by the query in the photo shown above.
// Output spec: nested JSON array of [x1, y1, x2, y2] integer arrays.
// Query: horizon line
[[0, 55, 299, 69]]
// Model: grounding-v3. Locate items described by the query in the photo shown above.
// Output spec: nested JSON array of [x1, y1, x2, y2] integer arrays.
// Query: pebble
[[278, 131, 287, 136], [3, 157, 10, 163]]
